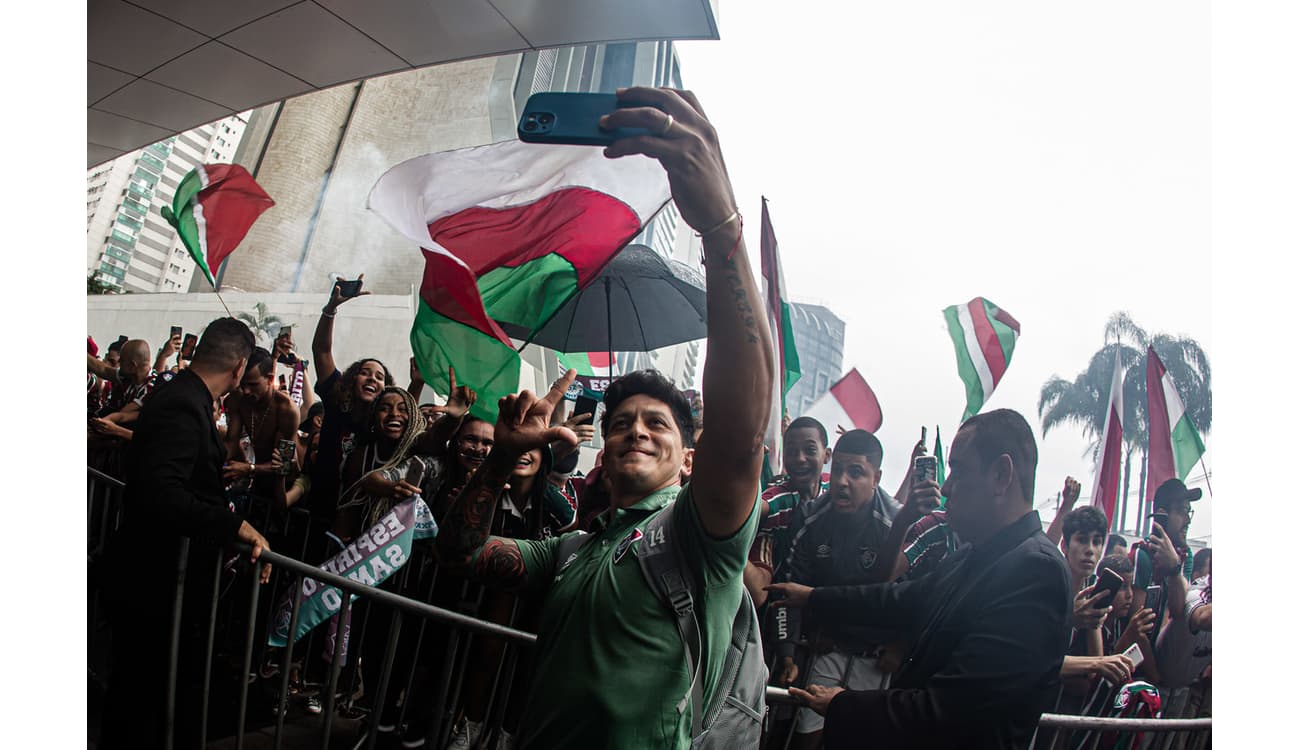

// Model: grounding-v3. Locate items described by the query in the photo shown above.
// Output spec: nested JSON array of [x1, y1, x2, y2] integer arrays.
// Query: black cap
[[299, 402, 325, 433], [1152, 478, 1202, 511]]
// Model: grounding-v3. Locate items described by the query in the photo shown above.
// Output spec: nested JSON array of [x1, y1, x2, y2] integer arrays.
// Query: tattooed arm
[[604, 87, 774, 538], [434, 371, 580, 589]]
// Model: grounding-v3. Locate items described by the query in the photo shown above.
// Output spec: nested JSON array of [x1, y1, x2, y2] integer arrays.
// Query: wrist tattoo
[[436, 457, 510, 567]]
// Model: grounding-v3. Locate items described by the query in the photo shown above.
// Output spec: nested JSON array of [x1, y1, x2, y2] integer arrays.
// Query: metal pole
[[164, 538, 190, 750], [274, 576, 307, 750], [199, 548, 223, 747], [320, 593, 353, 749], [396, 558, 440, 731], [235, 568, 262, 750], [424, 627, 463, 750]]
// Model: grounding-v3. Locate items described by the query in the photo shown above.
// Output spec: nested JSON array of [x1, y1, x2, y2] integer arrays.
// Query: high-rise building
[[788, 303, 847, 418], [87, 114, 249, 293]]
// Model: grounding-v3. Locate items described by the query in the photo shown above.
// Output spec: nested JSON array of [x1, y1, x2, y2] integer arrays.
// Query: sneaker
[[446, 718, 482, 750], [306, 696, 322, 715]]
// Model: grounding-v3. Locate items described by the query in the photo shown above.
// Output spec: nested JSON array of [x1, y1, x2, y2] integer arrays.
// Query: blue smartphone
[[517, 92, 654, 146]]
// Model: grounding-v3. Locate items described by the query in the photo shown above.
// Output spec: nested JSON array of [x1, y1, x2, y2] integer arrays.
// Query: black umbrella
[[502, 244, 707, 367]]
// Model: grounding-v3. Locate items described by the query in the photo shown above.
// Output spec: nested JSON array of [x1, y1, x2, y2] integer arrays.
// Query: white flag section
[[799, 369, 883, 436], [1090, 355, 1124, 527]]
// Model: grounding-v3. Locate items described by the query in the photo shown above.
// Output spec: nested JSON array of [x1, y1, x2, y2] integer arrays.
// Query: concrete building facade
[[87, 114, 249, 293], [788, 302, 847, 418]]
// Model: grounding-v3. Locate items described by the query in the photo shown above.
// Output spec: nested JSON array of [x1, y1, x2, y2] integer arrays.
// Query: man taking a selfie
[[436, 85, 774, 749]]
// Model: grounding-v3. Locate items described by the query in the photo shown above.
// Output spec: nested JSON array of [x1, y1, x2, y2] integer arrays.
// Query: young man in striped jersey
[[744, 416, 831, 608]]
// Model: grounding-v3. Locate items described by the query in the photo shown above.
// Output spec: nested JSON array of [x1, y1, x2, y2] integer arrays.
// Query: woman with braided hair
[[334, 385, 433, 539]]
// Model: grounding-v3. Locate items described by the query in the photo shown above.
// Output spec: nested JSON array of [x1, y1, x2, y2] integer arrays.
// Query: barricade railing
[[89, 465, 1210, 750]]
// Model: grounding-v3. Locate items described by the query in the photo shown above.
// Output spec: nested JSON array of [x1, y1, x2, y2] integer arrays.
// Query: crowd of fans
[[87, 87, 1209, 750]]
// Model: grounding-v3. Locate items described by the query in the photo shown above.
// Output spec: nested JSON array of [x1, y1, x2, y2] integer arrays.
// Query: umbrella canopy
[[501, 244, 707, 353]]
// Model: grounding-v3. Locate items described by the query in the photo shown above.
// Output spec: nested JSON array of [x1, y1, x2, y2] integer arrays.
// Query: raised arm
[[1045, 476, 1081, 546], [313, 276, 369, 378], [154, 331, 181, 375], [603, 87, 774, 538], [435, 371, 579, 589]]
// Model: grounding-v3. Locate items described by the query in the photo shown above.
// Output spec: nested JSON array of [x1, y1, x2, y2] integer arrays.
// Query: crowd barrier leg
[[321, 593, 354, 749], [273, 575, 307, 750], [236, 563, 262, 750], [424, 626, 464, 749], [478, 597, 522, 749], [164, 538, 190, 750], [396, 560, 441, 732], [199, 547, 223, 747]]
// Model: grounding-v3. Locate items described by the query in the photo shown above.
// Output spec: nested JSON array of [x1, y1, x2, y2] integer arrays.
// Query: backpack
[[555, 505, 767, 748]]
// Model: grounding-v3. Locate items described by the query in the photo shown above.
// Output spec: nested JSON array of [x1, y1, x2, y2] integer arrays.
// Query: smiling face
[[455, 419, 494, 473], [352, 360, 387, 405], [828, 451, 880, 513], [783, 426, 829, 487], [374, 392, 410, 443], [602, 394, 689, 501], [513, 448, 544, 479]]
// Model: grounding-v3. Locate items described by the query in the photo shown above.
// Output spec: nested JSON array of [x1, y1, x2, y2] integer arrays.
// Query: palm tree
[[1038, 312, 1211, 532], [235, 301, 286, 348]]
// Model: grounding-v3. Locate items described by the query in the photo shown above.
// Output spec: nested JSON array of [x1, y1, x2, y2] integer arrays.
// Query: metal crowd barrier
[[89, 465, 1210, 750]]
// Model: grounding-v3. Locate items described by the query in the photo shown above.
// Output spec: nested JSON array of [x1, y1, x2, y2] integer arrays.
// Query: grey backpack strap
[[635, 508, 707, 737], [553, 530, 591, 577]]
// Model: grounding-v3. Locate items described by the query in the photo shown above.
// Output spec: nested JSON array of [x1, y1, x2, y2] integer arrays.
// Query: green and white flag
[[760, 198, 801, 474], [160, 164, 275, 287], [1144, 346, 1206, 501], [943, 297, 1021, 421]]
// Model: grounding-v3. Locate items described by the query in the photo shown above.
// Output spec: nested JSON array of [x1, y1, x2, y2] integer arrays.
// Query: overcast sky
[[676, 1, 1212, 541]]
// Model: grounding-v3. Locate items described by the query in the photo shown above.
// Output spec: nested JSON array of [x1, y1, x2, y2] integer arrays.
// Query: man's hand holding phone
[[1072, 584, 1111, 630]]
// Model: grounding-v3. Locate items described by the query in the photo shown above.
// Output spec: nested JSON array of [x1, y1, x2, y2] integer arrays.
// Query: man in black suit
[[100, 317, 273, 750], [769, 409, 1072, 749]]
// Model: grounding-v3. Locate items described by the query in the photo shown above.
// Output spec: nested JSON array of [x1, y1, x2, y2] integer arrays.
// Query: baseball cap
[[298, 402, 325, 433], [1152, 478, 1202, 511]]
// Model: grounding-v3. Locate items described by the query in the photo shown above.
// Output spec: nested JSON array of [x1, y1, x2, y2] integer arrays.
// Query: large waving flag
[[160, 164, 275, 287], [369, 142, 670, 421], [1145, 346, 1206, 503], [943, 297, 1021, 421], [1091, 352, 1125, 528], [800, 368, 882, 435], [760, 198, 801, 472]]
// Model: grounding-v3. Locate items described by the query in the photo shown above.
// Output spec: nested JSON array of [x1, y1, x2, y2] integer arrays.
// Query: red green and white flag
[[760, 198, 802, 472], [942, 296, 1021, 421], [1145, 346, 1206, 502], [368, 141, 669, 421], [1091, 352, 1125, 528], [160, 164, 275, 287], [557, 351, 617, 399], [800, 368, 882, 435]]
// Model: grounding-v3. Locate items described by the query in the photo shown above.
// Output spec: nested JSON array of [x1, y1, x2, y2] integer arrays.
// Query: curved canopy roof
[[88, 0, 719, 167]]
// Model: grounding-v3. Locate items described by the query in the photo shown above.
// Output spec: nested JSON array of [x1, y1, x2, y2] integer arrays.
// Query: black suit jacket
[[117, 369, 244, 551], [810, 511, 1071, 750]]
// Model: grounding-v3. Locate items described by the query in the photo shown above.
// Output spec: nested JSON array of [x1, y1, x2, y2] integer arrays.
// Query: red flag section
[[1091, 354, 1125, 528]]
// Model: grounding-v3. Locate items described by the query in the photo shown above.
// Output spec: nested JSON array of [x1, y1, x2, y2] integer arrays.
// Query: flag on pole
[[1145, 346, 1206, 505], [760, 198, 802, 474], [800, 368, 883, 435], [943, 297, 1021, 421], [369, 141, 670, 421], [557, 351, 617, 400], [161, 164, 275, 287], [934, 425, 948, 507], [1091, 352, 1125, 528]]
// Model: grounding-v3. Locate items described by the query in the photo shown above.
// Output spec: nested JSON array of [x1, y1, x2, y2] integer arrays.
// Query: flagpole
[[606, 277, 614, 379], [1197, 457, 1213, 497], [210, 276, 234, 318]]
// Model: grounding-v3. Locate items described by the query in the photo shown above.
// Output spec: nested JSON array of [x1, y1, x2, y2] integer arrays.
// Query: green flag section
[[943, 296, 1021, 421], [760, 198, 801, 472], [556, 351, 617, 400], [368, 141, 670, 421], [1145, 346, 1207, 505], [934, 425, 947, 507], [160, 164, 274, 287]]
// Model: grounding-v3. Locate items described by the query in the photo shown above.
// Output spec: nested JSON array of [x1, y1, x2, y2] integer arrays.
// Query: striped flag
[[800, 368, 882, 435], [943, 297, 1021, 421], [160, 164, 275, 287], [1091, 352, 1125, 528], [934, 426, 947, 507], [369, 141, 670, 422], [1145, 346, 1206, 504], [760, 198, 802, 473]]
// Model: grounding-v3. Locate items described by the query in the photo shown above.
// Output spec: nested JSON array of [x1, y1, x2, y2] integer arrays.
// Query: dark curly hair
[[600, 369, 695, 449], [333, 358, 395, 417]]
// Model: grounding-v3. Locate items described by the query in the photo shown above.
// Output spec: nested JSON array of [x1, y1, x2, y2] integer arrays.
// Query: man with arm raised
[[436, 86, 774, 749]]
